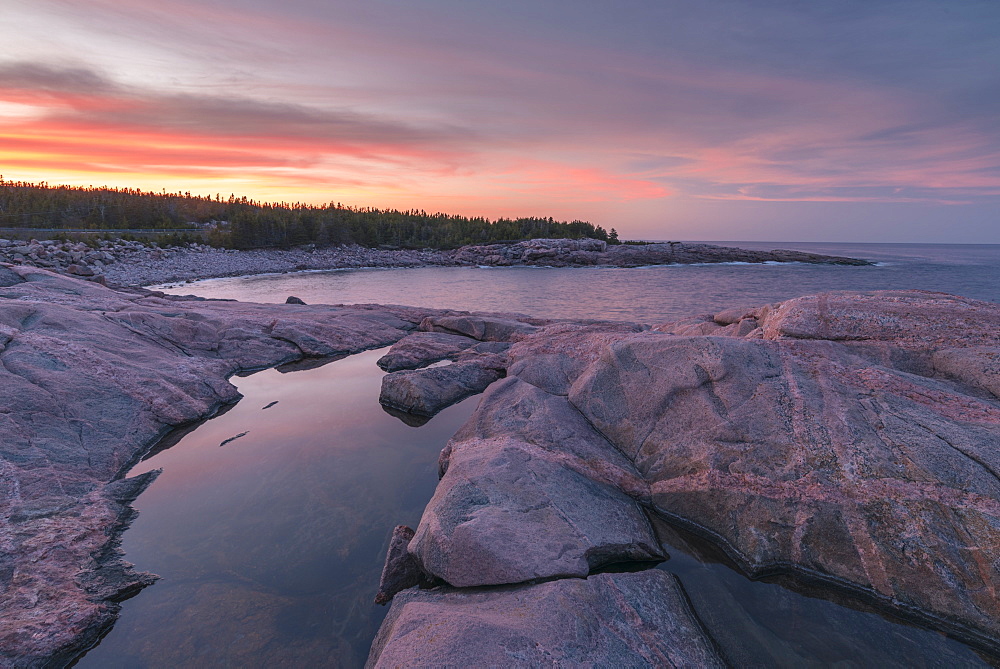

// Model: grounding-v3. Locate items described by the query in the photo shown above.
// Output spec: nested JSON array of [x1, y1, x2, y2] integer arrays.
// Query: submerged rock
[[366, 570, 725, 668]]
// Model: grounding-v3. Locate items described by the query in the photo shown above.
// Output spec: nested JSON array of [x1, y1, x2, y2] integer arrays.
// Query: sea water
[[78, 243, 998, 667]]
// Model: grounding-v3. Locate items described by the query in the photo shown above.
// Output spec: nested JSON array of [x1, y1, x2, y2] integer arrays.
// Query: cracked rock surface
[[366, 570, 724, 668], [374, 289, 1000, 662]]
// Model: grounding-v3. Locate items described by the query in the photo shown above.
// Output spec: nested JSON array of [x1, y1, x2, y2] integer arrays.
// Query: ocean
[[150, 242, 1000, 322], [78, 243, 997, 667]]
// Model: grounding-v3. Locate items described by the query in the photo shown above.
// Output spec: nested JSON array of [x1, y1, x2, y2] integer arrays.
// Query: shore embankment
[[0, 237, 871, 288]]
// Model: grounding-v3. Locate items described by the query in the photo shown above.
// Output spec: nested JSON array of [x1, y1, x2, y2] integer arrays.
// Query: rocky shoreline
[[1, 264, 996, 666], [0, 237, 871, 288]]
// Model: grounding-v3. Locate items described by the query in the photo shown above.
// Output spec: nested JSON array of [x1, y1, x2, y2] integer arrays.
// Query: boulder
[[366, 570, 724, 668], [376, 331, 480, 372], [379, 358, 504, 417], [408, 432, 662, 587], [419, 314, 539, 341]]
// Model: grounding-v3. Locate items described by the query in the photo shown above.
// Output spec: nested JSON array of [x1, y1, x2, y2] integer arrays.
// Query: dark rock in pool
[[285, 295, 306, 305], [374, 525, 430, 605], [366, 570, 724, 668], [379, 357, 504, 417]]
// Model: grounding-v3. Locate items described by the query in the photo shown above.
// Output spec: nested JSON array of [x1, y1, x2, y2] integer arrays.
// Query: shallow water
[[80, 243, 999, 666], [78, 350, 478, 668], [154, 242, 1000, 323]]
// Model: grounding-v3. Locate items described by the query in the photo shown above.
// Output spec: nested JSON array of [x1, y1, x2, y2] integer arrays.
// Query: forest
[[0, 179, 614, 249]]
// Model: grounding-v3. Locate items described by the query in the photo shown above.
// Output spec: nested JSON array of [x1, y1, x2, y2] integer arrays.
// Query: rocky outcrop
[[376, 331, 485, 371], [568, 290, 1000, 652], [378, 358, 505, 416], [5, 265, 997, 663], [373, 289, 1000, 662], [0, 264, 447, 666], [366, 571, 724, 668], [451, 238, 871, 267], [376, 314, 542, 417], [0, 238, 460, 287]]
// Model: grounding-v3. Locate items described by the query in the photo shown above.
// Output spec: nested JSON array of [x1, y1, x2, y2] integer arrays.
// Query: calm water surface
[[154, 242, 1000, 322], [80, 243, 998, 666]]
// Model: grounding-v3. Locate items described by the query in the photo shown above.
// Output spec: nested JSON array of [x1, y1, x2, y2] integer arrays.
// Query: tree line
[[0, 179, 614, 249]]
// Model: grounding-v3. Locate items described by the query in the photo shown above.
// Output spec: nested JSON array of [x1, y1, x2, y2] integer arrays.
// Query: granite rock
[[408, 377, 661, 588], [376, 331, 480, 372], [366, 570, 725, 668], [379, 357, 505, 417], [570, 291, 1000, 651]]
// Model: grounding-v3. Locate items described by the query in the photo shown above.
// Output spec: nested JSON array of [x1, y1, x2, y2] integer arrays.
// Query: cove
[[76, 348, 479, 667], [76, 347, 988, 666]]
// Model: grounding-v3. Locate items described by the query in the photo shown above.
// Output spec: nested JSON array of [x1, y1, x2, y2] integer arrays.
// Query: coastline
[[0, 237, 873, 289], [0, 265, 998, 664]]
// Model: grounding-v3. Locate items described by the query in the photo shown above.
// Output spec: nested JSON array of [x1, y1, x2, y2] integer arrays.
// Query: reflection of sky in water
[[79, 247, 1000, 666], [79, 349, 480, 668], [158, 243, 1000, 323]]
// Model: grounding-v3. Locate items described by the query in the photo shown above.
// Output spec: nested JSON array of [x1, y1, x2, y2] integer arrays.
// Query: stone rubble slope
[[0, 264, 449, 666]]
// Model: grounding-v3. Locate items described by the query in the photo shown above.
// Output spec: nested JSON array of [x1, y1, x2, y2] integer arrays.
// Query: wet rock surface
[[367, 570, 725, 668]]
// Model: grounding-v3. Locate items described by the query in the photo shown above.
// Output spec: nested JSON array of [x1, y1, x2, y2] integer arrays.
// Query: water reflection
[[78, 348, 478, 668], [652, 517, 990, 668]]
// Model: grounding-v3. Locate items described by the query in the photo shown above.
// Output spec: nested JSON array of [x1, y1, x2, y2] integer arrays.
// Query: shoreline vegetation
[[0, 178, 614, 249], [0, 179, 870, 289], [0, 266, 997, 665]]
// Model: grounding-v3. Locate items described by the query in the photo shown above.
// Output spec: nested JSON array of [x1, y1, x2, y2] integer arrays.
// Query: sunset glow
[[3, 0, 999, 241]]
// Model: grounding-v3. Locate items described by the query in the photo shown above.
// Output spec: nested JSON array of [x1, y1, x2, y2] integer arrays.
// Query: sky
[[1, 0, 998, 242]]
